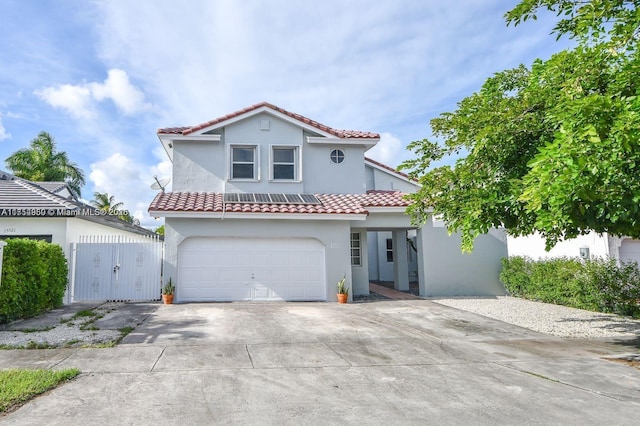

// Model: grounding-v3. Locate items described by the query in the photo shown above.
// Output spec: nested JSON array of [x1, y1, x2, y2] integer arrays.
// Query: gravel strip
[[431, 296, 640, 338], [0, 303, 123, 348]]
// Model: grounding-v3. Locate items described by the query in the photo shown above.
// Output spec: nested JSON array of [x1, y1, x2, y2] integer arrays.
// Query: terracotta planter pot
[[337, 293, 348, 304], [162, 294, 174, 304]]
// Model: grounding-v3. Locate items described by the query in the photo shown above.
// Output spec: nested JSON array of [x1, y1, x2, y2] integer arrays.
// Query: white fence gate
[[70, 235, 163, 302]]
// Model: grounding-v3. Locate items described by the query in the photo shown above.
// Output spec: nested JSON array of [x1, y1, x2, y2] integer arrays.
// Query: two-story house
[[149, 102, 507, 302]]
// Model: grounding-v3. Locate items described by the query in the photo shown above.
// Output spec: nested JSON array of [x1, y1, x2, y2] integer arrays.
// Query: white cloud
[[0, 114, 10, 140], [35, 68, 152, 119], [89, 69, 151, 115], [35, 83, 94, 118], [366, 133, 403, 167], [89, 152, 167, 227]]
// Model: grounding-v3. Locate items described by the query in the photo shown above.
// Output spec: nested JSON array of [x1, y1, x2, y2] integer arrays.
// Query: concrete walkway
[[1, 300, 640, 425], [369, 282, 422, 299]]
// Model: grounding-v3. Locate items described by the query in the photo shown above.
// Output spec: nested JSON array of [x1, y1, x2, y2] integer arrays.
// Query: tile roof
[[35, 181, 70, 195], [157, 102, 380, 139], [0, 178, 78, 212], [149, 191, 410, 215]]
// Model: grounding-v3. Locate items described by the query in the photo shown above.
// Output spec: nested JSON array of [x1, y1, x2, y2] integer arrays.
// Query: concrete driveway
[[2, 300, 640, 425]]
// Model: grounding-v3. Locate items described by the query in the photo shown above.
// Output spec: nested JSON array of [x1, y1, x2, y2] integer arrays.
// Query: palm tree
[[91, 192, 140, 225], [5, 131, 85, 196], [91, 192, 124, 212]]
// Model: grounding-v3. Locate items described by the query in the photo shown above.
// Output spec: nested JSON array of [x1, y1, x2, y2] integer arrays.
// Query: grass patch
[[72, 310, 97, 319], [0, 368, 80, 413], [20, 326, 55, 333]]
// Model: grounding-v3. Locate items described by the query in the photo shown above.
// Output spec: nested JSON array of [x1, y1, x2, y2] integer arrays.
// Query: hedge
[[500, 256, 640, 318], [0, 239, 68, 323]]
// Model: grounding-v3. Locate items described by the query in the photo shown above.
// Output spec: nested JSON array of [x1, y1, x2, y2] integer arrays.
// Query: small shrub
[[0, 239, 68, 323]]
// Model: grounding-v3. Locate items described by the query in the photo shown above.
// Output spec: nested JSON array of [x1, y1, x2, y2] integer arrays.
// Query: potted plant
[[337, 275, 349, 304], [162, 278, 175, 304]]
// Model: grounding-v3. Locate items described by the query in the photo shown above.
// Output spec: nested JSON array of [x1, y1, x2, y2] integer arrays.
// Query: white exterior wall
[[170, 112, 369, 195], [164, 217, 352, 302], [0, 217, 68, 248], [172, 140, 224, 192], [507, 232, 609, 260], [366, 165, 418, 193], [417, 218, 507, 297], [303, 143, 367, 194]]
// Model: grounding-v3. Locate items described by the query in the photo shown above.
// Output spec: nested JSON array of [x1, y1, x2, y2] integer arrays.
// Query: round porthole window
[[330, 149, 345, 164]]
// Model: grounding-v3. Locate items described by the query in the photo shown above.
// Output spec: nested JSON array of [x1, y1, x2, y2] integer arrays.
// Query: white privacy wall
[[507, 232, 610, 259]]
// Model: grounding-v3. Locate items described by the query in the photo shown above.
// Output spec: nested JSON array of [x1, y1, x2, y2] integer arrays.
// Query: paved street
[[1, 300, 639, 425]]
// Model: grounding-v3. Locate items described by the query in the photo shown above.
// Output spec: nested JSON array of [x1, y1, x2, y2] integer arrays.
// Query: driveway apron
[[2, 300, 640, 425]]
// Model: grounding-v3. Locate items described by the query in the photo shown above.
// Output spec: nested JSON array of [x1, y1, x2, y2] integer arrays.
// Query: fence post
[[0, 241, 7, 287]]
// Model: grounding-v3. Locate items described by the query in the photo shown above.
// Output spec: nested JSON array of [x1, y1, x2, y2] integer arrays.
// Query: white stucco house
[[149, 102, 507, 302], [508, 232, 640, 265]]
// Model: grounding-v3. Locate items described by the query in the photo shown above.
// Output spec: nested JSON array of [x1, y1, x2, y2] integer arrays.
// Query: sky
[[0, 0, 573, 228]]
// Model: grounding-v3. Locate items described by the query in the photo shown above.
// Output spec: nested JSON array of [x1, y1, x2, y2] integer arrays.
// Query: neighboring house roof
[[0, 172, 156, 237], [0, 177, 78, 211], [149, 190, 410, 215], [35, 181, 72, 196], [158, 101, 380, 139]]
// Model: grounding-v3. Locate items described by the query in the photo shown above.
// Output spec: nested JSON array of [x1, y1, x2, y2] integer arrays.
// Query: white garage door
[[178, 237, 326, 302], [619, 239, 640, 265]]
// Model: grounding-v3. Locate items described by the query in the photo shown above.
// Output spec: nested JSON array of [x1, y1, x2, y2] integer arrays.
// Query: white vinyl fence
[[70, 235, 163, 302]]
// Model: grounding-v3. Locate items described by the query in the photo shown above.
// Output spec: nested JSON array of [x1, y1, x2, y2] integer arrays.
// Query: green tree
[[90, 192, 124, 212], [154, 224, 165, 236], [401, 0, 640, 251], [90, 192, 139, 225], [5, 131, 85, 197]]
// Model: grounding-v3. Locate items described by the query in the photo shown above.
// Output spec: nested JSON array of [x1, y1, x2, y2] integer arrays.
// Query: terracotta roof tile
[[157, 102, 379, 139], [148, 191, 409, 215]]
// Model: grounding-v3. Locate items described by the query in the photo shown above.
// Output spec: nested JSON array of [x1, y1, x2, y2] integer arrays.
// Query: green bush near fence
[[500, 256, 640, 318], [0, 239, 68, 323]]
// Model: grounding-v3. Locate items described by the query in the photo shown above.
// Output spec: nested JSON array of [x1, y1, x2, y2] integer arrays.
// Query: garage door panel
[[178, 237, 326, 302]]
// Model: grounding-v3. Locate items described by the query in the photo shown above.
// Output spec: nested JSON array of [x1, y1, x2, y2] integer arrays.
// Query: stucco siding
[[418, 219, 507, 297], [367, 166, 418, 193], [303, 144, 367, 194], [172, 140, 224, 192]]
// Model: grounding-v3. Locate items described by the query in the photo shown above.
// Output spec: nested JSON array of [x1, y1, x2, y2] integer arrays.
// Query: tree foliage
[[401, 0, 640, 251], [90, 192, 124, 212], [5, 131, 85, 197], [90, 191, 139, 225]]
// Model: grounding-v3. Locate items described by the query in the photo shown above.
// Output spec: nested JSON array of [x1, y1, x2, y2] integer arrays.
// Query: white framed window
[[330, 149, 345, 164], [230, 145, 258, 180], [351, 232, 361, 266], [271, 146, 299, 181]]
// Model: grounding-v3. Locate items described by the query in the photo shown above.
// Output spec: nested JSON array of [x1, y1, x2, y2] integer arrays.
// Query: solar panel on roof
[[270, 193, 287, 203], [300, 194, 320, 204], [224, 193, 238, 203], [285, 194, 303, 204], [254, 193, 271, 203], [222, 193, 322, 206], [238, 193, 254, 203]]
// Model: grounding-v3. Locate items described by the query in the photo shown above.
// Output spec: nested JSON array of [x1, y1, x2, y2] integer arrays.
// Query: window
[[386, 238, 393, 262], [272, 147, 297, 180], [231, 146, 257, 180], [351, 232, 361, 266], [579, 247, 590, 260], [330, 149, 345, 164]]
